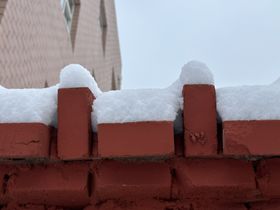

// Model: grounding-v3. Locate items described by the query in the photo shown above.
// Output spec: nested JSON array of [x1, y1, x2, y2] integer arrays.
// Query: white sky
[[115, 0, 280, 89]]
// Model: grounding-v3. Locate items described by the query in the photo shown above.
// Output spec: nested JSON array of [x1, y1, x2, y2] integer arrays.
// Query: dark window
[[99, 0, 108, 55]]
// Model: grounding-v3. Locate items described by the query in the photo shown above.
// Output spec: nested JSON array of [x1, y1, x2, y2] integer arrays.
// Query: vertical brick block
[[0, 123, 50, 159], [223, 121, 280, 156], [8, 163, 90, 207], [183, 85, 217, 156], [257, 158, 280, 199], [174, 159, 257, 201], [94, 160, 172, 201], [58, 88, 94, 160], [98, 122, 174, 158]]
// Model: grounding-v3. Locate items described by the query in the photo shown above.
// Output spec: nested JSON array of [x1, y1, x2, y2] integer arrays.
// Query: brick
[[8, 163, 90, 206], [98, 122, 174, 158], [174, 159, 257, 200], [257, 159, 280, 198], [251, 201, 280, 210], [2, 203, 45, 210], [183, 85, 217, 156], [85, 201, 247, 210], [94, 160, 171, 201], [0, 123, 50, 159], [223, 121, 280, 156], [192, 202, 247, 210], [85, 200, 166, 210], [57, 88, 94, 160]]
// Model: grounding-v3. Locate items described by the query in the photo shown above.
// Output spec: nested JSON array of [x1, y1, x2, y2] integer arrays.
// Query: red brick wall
[[0, 86, 279, 209], [0, 0, 121, 91]]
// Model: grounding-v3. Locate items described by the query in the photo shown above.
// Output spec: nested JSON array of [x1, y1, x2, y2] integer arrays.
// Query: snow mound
[[59, 64, 102, 97], [180, 60, 214, 85], [0, 85, 58, 126], [217, 84, 280, 121]]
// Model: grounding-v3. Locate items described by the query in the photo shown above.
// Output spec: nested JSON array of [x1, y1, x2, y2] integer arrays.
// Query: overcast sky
[[115, 0, 280, 89]]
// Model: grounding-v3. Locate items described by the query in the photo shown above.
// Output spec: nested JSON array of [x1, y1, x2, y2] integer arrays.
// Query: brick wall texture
[[0, 0, 121, 91]]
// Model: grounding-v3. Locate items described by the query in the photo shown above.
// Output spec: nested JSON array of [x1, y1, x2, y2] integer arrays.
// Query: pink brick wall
[[0, 0, 121, 91]]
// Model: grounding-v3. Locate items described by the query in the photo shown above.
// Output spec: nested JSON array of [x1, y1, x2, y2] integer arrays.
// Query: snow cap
[[180, 60, 214, 85], [59, 64, 102, 97]]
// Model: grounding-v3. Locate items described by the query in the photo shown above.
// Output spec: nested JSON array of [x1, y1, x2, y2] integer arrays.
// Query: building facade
[[0, 0, 121, 91]]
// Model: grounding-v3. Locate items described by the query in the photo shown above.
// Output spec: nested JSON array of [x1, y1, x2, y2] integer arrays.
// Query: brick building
[[0, 0, 121, 91]]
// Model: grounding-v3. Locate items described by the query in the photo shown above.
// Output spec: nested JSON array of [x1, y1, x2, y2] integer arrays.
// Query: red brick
[[57, 88, 94, 160], [257, 159, 280, 198], [8, 163, 90, 207], [85, 201, 247, 210], [251, 201, 280, 210], [174, 159, 257, 200], [183, 85, 217, 156], [2, 203, 45, 210], [85, 200, 166, 210], [223, 121, 280, 156], [0, 123, 50, 159], [94, 160, 171, 201], [192, 202, 247, 210], [98, 122, 174, 158]]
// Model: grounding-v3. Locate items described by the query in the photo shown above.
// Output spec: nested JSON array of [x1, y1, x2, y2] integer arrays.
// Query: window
[[111, 68, 117, 90], [60, 0, 75, 32], [60, 0, 80, 50], [99, 0, 108, 55], [0, 0, 8, 24], [44, 81, 49, 88]]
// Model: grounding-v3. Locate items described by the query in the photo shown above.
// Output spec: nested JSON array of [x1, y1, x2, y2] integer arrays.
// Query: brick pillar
[[183, 85, 217, 156], [57, 88, 94, 160]]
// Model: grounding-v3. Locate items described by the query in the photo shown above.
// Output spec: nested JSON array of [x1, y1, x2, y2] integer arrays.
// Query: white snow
[[59, 64, 102, 97], [217, 84, 280, 121], [0, 85, 58, 126], [92, 89, 181, 131], [180, 60, 214, 85]]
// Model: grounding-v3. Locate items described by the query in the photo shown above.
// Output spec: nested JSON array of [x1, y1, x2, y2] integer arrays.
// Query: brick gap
[[252, 160, 261, 191], [49, 127, 57, 158], [88, 130, 93, 157], [2, 172, 16, 195], [169, 167, 177, 201], [244, 202, 252, 210], [174, 134, 184, 157], [217, 121, 223, 154], [92, 132, 98, 157], [87, 171, 93, 197], [2, 174, 9, 194]]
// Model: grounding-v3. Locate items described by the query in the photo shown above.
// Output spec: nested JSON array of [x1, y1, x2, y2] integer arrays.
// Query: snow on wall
[[0, 62, 213, 129], [0, 85, 58, 125], [217, 84, 280, 121]]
